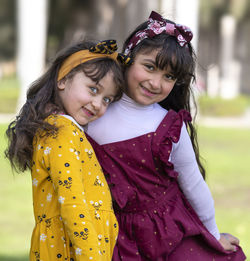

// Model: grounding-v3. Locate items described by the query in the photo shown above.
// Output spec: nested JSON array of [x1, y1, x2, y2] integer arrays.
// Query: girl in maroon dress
[[86, 11, 246, 260]]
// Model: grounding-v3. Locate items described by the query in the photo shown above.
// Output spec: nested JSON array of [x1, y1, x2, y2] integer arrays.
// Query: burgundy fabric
[[87, 110, 246, 261], [124, 11, 193, 55]]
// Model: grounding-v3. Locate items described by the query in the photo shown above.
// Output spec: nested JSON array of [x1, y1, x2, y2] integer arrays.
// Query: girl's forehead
[[136, 49, 176, 70], [135, 49, 160, 61]]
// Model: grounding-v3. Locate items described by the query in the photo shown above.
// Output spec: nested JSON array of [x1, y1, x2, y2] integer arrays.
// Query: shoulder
[[41, 115, 85, 142], [45, 115, 84, 131]]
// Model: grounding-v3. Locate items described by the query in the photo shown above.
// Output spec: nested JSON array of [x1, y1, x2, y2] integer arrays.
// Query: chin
[[135, 96, 154, 106]]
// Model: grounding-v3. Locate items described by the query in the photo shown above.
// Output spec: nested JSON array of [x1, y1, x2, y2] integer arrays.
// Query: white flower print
[[46, 193, 52, 202], [32, 178, 38, 187], [98, 234, 103, 240], [44, 147, 51, 155], [95, 212, 101, 219], [37, 144, 41, 150], [106, 220, 109, 226], [75, 248, 82, 255], [40, 233, 47, 241], [58, 196, 65, 204]]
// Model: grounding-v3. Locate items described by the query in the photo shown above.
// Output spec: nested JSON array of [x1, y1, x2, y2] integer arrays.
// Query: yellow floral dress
[[30, 115, 118, 261]]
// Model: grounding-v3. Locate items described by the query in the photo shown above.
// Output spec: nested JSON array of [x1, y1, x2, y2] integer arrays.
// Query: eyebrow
[[143, 58, 156, 64], [96, 82, 104, 89], [144, 58, 175, 75], [95, 82, 116, 97]]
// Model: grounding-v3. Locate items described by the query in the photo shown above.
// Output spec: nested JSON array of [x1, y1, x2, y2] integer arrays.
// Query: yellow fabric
[[57, 50, 119, 81], [30, 115, 118, 261]]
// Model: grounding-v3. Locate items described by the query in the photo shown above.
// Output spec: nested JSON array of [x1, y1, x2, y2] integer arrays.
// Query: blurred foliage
[[198, 95, 250, 116], [199, 0, 250, 29], [0, 0, 16, 60], [1, 0, 250, 61], [0, 77, 19, 113]]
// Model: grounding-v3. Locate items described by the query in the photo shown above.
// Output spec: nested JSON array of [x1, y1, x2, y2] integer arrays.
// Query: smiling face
[[57, 71, 117, 126], [125, 49, 177, 105]]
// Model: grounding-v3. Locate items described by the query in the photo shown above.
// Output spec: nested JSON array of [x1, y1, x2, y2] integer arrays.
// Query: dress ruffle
[[152, 109, 192, 178]]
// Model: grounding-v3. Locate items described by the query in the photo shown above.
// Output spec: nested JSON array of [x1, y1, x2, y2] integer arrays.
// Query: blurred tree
[[199, 0, 250, 94], [0, 0, 16, 60]]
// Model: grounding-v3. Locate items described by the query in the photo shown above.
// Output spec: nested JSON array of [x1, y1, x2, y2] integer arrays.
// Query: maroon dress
[[87, 110, 246, 261]]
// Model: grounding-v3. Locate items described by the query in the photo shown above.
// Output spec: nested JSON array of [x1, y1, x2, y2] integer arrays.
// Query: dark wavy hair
[[5, 40, 124, 173], [122, 18, 206, 179]]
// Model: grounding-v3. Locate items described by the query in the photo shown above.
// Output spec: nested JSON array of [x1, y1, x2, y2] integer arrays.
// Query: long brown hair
[[5, 40, 124, 173]]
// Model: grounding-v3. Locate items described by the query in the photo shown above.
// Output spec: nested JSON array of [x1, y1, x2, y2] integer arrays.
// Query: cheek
[[164, 84, 175, 95], [98, 106, 107, 117]]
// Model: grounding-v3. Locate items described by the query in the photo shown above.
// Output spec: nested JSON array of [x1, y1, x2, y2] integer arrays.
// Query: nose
[[92, 96, 102, 111], [149, 74, 161, 89]]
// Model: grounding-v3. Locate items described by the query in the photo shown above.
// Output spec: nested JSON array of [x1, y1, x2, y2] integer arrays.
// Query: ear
[[57, 80, 66, 90]]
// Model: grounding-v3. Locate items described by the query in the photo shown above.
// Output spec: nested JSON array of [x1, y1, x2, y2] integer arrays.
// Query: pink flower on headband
[[148, 18, 166, 34], [124, 11, 193, 55]]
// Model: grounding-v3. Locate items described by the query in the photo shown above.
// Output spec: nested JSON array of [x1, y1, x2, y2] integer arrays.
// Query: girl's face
[[58, 71, 117, 125], [125, 49, 177, 105]]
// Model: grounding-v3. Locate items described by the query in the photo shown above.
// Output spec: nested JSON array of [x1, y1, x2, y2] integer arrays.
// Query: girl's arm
[[170, 124, 220, 240], [43, 123, 102, 260], [171, 125, 241, 251]]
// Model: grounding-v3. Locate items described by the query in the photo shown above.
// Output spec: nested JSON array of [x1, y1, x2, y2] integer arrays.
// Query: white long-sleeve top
[[87, 94, 220, 240]]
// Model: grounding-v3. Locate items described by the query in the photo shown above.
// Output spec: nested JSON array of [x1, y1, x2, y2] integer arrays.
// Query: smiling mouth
[[140, 85, 157, 96], [83, 107, 95, 117]]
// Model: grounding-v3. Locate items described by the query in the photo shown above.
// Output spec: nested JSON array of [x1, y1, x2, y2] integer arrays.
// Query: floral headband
[[124, 11, 193, 55], [58, 40, 131, 81]]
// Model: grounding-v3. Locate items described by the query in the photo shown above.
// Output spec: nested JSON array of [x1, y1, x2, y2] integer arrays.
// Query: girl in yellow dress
[[5, 40, 128, 260]]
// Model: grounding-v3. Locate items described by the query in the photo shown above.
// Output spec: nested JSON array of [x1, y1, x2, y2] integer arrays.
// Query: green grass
[[0, 77, 20, 113], [0, 124, 249, 260], [198, 95, 250, 117], [0, 124, 33, 261], [198, 126, 250, 259]]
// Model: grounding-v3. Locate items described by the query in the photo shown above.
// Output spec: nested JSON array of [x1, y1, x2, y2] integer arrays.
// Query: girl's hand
[[219, 233, 240, 251]]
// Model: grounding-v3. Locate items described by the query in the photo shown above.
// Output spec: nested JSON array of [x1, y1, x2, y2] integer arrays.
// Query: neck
[[119, 93, 154, 111]]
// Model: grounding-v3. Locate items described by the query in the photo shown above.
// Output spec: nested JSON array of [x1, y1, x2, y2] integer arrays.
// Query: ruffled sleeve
[[152, 109, 192, 178]]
